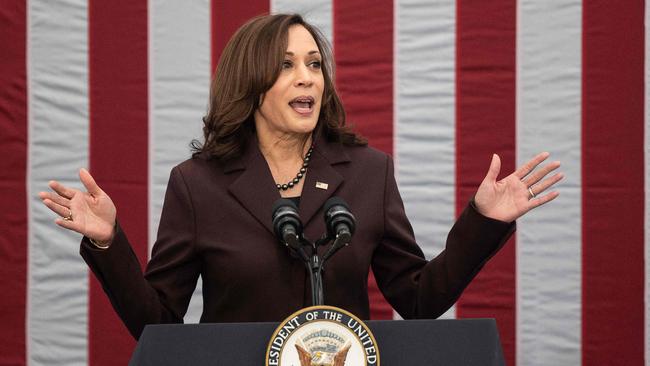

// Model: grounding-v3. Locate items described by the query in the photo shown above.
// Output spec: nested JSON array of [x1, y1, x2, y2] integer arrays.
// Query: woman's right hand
[[39, 168, 117, 243]]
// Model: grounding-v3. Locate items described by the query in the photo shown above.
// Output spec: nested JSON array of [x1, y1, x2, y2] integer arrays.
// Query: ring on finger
[[528, 187, 536, 199], [63, 209, 73, 221]]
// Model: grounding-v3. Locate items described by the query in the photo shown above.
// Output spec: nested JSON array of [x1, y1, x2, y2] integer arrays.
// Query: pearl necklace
[[276, 146, 313, 191]]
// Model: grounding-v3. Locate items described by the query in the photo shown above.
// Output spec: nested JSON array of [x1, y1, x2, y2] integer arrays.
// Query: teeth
[[288, 97, 314, 114], [289, 101, 312, 114], [291, 97, 313, 103]]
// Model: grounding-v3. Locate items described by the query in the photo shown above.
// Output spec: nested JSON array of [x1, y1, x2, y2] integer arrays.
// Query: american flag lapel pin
[[315, 181, 328, 190]]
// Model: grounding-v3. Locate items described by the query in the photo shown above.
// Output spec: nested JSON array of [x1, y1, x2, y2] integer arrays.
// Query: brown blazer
[[81, 132, 515, 339]]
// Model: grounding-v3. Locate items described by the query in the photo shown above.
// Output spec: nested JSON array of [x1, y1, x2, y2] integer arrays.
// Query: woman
[[39, 14, 562, 340]]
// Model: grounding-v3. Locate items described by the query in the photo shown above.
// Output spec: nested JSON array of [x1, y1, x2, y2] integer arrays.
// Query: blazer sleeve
[[80, 166, 200, 339], [371, 155, 515, 319]]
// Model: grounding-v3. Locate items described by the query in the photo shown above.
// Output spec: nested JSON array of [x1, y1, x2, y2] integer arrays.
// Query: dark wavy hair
[[192, 13, 366, 161]]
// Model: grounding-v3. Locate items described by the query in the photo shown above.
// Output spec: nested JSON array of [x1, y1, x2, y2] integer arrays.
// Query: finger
[[55, 217, 81, 232], [522, 160, 561, 186], [514, 151, 550, 179], [42, 198, 73, 219], [529, 172, 564, 197], [529, 190, 560, 209], [39, 191, 71, 208], [48, 180, 77, 200], [483, 154, 501, 183], [79, 168, 102, 196]]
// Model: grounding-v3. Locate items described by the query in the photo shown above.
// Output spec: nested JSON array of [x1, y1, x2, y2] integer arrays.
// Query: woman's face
[[254, 25, 325, 138]]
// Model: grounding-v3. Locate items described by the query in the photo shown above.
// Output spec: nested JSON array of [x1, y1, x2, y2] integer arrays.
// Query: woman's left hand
[[474, 152, 563, 223]]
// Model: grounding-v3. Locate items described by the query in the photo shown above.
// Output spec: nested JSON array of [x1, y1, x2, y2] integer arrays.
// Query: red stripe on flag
[[582, 1, 645, 364], [0, 1, 27, 364], [333, 0, 394, 319], [210, 0, 269, 73], [455, 1, 517, 365], [88, 1, 149, 365]]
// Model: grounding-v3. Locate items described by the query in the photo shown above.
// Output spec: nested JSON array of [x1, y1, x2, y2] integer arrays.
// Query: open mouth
[[288, 96, 315, 115]]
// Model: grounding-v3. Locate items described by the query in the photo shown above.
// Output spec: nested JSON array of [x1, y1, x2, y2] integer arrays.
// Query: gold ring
[[63, 210, 73, 221], [528, 187, 536, 199]]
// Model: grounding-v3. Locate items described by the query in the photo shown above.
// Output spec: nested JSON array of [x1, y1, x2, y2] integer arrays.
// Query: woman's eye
[[282, 60, 292, 69], [310, 61, 322, 69]]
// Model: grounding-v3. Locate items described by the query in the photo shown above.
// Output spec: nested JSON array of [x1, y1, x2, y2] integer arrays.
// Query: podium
[[129, 318, 504, 365]]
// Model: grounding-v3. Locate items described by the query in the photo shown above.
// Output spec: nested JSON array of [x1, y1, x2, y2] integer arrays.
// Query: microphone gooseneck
[[270, 196, 356, 306]]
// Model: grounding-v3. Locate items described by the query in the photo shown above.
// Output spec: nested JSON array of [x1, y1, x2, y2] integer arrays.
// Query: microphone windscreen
[[323, 196, 348, 212], [272, 198, 298, 217]]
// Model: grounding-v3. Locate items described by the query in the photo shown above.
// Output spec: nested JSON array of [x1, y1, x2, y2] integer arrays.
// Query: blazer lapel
[[226, 130, 351, 235], [298, 135, 350, 227], [227, 144, 281, 235]]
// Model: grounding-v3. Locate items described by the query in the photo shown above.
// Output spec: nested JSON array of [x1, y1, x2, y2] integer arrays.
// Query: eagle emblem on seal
[[294, 329, 351, 366]]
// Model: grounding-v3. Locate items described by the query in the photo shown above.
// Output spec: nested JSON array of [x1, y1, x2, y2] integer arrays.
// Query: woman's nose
[[294, 65, 313, 87]]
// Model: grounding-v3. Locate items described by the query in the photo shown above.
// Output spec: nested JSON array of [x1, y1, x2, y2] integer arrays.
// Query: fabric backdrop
[[0, 0, 648, 365]]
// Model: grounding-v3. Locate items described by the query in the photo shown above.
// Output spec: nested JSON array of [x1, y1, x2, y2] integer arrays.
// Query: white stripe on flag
[[516, 0, 582, 364], [270, 0, 333, 44], [149, 0, 210, 324], [395, 0, 456, 319], [27, 0, 90, 364]]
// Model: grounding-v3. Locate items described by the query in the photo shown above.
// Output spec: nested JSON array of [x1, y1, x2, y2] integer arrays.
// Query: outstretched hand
[[39, 169, 116, 243], [474, 152, 563, 223]]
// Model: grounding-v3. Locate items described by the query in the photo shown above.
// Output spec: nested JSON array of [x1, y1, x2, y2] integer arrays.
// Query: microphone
[[322, 197, 356, 260], [272, 198, 303, 251], [324, 197, 356, 240]]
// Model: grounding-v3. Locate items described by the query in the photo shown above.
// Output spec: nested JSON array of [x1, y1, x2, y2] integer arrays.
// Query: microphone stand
[[274, 197, 354, 307], [300, 237, 324, 306], [297, 235, 350, 306]]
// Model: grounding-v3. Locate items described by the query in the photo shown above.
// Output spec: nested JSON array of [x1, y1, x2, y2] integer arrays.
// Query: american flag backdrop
[[0, 0, 648, 365]]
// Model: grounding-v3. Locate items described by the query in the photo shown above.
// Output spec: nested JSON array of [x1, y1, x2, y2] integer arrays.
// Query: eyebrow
[[285, 51, 321, 56]]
